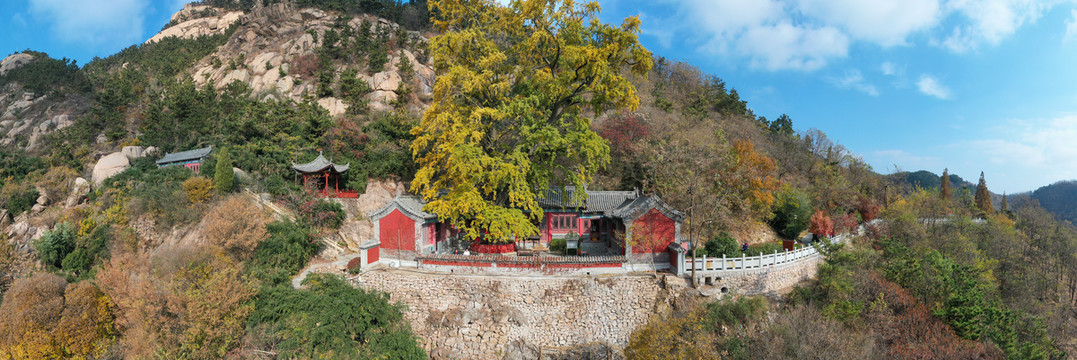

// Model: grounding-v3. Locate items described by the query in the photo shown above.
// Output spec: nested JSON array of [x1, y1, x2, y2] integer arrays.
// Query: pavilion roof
[[292, 151, 350, 173]]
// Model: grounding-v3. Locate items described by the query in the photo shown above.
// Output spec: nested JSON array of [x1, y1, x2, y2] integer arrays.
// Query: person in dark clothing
[[741, 242, 749, 252]]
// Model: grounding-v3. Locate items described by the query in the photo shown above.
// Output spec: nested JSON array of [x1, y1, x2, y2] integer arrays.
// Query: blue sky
[[3, 1, 1077, 193]]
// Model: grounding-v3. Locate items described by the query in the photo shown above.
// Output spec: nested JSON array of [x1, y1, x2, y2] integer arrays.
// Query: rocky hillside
[[0, 53, 91, 150], [165, 2, 435, 115], [0, 1, 433, 154]]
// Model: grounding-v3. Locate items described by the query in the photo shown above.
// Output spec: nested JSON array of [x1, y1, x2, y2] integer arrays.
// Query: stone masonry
[[355, 270, 665, 359], [700, 255, 825, 295]]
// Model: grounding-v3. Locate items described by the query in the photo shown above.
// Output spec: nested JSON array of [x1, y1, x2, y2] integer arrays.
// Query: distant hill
[[892, 170, 974, 190], [1031, 181, 1077, 224]]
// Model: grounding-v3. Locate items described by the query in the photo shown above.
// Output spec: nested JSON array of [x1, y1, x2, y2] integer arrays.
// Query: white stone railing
[[683, 234, 847, 272]]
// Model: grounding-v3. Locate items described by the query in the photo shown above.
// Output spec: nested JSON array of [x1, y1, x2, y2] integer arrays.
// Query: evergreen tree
[[974, 171, 992, 214], [940, 168, 952, 200], [1001, 192, 1008, 213], [214, 148, 235, 194]]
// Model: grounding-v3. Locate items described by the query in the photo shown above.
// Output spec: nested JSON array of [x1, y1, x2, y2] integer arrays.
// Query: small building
[[156, 146, 213, 173], [292, 151, 355, 198], [368, 195, 442, 260]]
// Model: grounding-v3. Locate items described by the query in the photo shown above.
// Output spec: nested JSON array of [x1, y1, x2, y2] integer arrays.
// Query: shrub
[[549, 238, 567, 253], [39, 166, 79, 202], [0, 184, 39, 216], [746, 242, 785, 255], [246, 274, 426, 359], [347, 257, 362, 274], [704, 296, 767, 330], [701, 232, 739, 257], [293, 53, 320, 78], [770, 188, 811, 240], [0, 274, 117, 358], [313, 201, 345, 229], [181, 177, 215, 203], [202, 195, 268, 260], [35, 223, 76, 269], [246, 221, 320, 286]]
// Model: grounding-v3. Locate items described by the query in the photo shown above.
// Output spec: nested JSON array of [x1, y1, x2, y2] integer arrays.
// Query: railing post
[[759, 252, 763, 268], [702, 255, 708, 271], [773, 250, 777, 266], [741, 253, 746, 270], [721, 254, 726, 270]]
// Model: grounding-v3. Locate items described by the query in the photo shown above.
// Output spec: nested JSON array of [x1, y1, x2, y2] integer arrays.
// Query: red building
[[368, 187, 684, 264]]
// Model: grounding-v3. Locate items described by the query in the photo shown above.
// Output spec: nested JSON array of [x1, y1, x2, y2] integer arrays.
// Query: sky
[[2, 0, 1077, 193]]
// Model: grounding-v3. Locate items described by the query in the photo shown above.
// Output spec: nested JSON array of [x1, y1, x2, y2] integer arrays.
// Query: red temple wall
[[632, 209, 676, 253], [379, 209, 415, 251]]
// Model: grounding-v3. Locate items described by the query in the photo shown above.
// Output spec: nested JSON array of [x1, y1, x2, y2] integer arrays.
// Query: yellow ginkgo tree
[[411, 0, 653, 243]]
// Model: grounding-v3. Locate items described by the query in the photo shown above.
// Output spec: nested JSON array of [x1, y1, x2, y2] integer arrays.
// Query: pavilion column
[[324, 172, 328, 197]]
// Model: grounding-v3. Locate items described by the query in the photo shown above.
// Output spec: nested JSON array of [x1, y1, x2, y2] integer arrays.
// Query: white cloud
[[1066, 9, 1077, 42], [828, 69, 879, 96], [880, 62, 897, 76], [643, 0, 1070, 72], [798, 0, 942, 46], [28, 0, 148, 50], [965, 116, 1077, 187], [937, 0, 1053, 52], [736, 22, 849, 71], [917, 74, 952, 99]]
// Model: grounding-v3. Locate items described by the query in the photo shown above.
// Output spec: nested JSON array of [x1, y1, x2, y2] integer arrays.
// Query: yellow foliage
[[202, 195, 269, 259], [0, 274, 117, 359], [182, 176, 215, 204], [76, 217, 97, 238], [625, 312, 719, 360], [413, 0, 653, 242], [726, 139, 780, 218]]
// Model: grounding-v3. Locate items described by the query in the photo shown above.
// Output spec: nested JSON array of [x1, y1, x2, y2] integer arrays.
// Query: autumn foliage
[[809, 210, 835, 237], [97, 249, 255, 359], [725, 139, 780, 217], [181, 176, 215, 203], [0, 273, 117, 359], [202, 195, 269, 259]]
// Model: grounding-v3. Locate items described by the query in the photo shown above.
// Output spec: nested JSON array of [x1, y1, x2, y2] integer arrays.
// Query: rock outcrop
[[64, 178, 91, 208], [146, 4, 243, 44], [0, 53, 34, 76], [173, 2, 434, 116], [92, 152, 131, 186]]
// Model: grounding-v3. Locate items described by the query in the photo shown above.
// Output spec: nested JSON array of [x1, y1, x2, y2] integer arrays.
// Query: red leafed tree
[[809, 210, 835, 237], [855, 196, 880, 222], [834, 212, 859, 234], [596, 114, 650, 156]]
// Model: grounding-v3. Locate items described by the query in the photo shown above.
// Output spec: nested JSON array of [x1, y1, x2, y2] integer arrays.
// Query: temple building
[[156, 146, 213, 173], [292, 151, 356, 198]]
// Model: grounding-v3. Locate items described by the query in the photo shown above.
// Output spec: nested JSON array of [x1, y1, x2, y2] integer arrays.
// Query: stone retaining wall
[[355, 270, 665, 359], [699, 255, 824, 295]]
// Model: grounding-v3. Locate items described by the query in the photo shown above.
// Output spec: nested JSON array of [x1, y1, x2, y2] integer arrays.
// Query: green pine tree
[[940, 168, 952, 200], [974, 171, 992, 214], [214, 148, 235, 194]]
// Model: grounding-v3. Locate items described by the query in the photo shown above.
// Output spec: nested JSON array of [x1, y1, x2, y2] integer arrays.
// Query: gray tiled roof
[[292, 152, 350, 173], [368, 188, 682, 223], [607, 195, 686, 222], [156, 146, 213, 165], [368, 195, 436, 221], [537, 187, 638, 213]]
